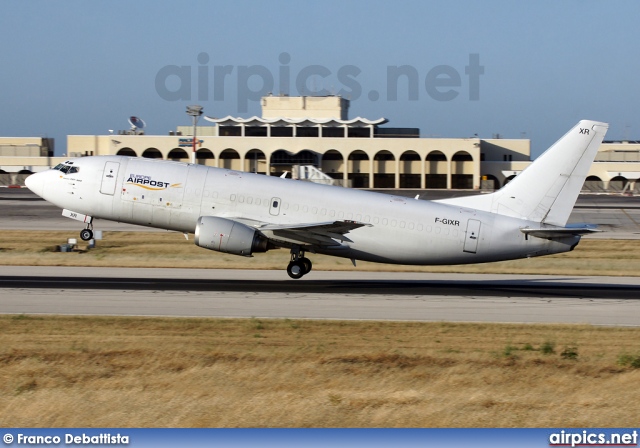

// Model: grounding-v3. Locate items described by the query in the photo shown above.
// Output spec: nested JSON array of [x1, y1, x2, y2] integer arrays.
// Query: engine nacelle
[[194, 216, 270, 256]]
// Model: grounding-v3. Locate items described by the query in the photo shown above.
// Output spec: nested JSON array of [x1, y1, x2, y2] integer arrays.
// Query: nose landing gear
[[80, 222, 94, 241], [287, 248, 312, 279]]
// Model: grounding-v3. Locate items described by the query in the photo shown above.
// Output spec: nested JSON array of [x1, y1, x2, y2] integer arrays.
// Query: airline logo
[[125, 174, 182, 190]]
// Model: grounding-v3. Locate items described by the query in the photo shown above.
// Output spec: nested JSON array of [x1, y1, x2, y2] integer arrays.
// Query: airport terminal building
[[2, 95, 640, 192], [66, 95, 531, 190]]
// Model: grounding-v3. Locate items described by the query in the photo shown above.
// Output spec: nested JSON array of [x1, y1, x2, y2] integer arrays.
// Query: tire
[[300, 257, 313, 274], [286, 261, 305, 279], [80, 229, 93, 241]]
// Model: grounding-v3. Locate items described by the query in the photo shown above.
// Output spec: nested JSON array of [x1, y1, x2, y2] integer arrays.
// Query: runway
[[1, 266, 639, 326]]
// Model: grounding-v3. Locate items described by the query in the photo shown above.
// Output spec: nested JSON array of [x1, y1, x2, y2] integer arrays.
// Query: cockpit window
[[52, 163, 79, 174]]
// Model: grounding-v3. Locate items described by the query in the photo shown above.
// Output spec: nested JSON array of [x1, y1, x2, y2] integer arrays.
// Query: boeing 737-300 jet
[[25, 120, 608, 279]]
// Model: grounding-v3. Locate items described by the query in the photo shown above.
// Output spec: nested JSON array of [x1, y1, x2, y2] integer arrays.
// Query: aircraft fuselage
[[30, 155, 578, 266]]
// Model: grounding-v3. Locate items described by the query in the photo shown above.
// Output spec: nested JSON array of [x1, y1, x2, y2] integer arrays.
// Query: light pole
[[186, 105, 203, 164]]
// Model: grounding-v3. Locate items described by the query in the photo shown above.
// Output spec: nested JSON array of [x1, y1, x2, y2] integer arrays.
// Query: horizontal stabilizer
[[520, 226, 602, 239]]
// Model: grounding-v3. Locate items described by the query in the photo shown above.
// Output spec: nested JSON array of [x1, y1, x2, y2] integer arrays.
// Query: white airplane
[[25, 120, 608, 279]]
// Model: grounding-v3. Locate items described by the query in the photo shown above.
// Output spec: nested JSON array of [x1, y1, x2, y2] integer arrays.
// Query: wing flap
[[222, 217, 371, 248], [261, 220, 371, 247]]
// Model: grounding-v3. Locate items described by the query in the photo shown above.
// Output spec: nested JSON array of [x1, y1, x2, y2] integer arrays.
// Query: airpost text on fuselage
[[126, 175, 171, 189]]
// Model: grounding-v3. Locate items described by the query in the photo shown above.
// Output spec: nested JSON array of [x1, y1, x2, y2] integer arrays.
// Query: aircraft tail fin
[[436, 120, 608, 226]]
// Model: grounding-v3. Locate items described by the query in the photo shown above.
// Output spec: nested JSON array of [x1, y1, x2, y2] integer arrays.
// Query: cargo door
[[463, 219, 481, 254]]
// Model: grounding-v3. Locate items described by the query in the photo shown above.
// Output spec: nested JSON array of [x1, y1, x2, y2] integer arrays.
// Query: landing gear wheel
[[287, 261, 306, 279], [80, 229, 93, 241], [287, 247, 312, 279], [300, 257, 312, 274]]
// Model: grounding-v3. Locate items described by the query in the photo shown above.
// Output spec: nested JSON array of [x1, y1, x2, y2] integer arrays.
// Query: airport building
[[0, 137, 56, 186], [587, 140, 640, 192], [65, 95, 531, 190], [1, 95, 640, 192]]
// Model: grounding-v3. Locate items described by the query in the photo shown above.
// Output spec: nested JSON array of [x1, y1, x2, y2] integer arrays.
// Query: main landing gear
[[287, 247, 312, 279], [80, 222, 94, 241]]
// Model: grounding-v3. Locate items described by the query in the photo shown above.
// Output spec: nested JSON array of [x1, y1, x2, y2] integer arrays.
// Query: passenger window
[[382, 218, 388, 226], [408, 222, 414, 230], [293, 204, 299, 212], [337, 211, 344, 219], [321, 208, 326, 215], [329, 210, 335, 218], [400, 221, 406, 229], [391, 220, 397, 227], [230, 194, 236, 202], [417, 224, 423, 231], [373, 217, 379, 224], [247, 197, 253, 204]]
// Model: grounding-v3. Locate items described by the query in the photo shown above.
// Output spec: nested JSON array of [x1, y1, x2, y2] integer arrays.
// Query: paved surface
[[2, 189, 640, 237], [0, 267, 639, 326]]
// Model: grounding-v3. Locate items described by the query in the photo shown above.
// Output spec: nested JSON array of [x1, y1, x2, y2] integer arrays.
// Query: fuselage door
[[463, 219, 481, 254], [100, 161, 120, 195], [269, 197, 282, 216]]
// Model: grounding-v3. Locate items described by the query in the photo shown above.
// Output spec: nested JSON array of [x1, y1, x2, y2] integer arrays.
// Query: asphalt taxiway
[[0, 267, 639, 326]]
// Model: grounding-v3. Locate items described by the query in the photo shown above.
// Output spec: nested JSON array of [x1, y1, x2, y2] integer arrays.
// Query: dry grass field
[[0, 230, 639, 276], [0, 315, 639, 427]]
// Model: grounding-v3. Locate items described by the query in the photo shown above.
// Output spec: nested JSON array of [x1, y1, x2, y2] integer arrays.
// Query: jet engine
[[194, 216, 271, 256]]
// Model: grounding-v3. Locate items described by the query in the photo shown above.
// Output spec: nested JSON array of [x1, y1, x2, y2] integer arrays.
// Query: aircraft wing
[[520, 225, 602, 239], [231, 218, 371, 247]]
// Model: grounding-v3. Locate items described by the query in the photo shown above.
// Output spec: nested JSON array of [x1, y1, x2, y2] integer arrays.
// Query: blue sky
[[1, 0, 639, 157]]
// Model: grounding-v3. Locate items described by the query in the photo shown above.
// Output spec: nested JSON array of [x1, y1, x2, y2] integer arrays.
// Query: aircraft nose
[[25, 172, 46, 197]]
